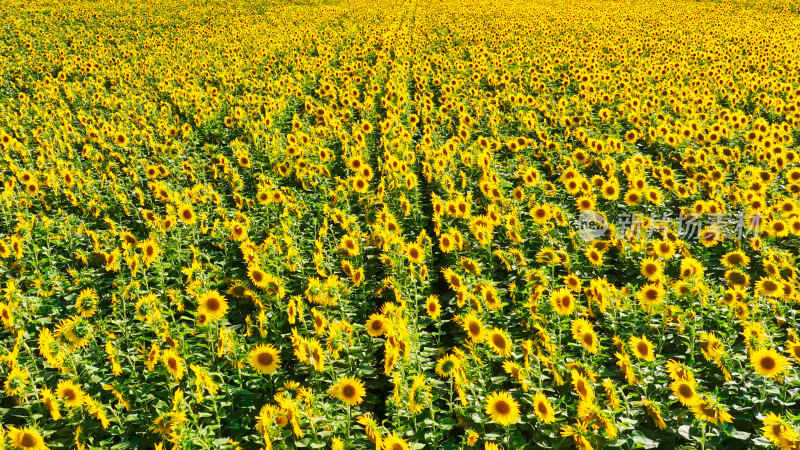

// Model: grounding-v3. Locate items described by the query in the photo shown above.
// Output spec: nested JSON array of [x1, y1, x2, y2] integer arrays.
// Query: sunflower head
[[485, 391, 521, 426]]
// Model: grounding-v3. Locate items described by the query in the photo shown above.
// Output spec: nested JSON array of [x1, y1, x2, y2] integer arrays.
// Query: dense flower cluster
[[1, 0, 800, 448]]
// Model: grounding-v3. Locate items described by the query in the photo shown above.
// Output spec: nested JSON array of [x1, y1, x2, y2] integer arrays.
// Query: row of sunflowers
[[1, 0, 800, 448]]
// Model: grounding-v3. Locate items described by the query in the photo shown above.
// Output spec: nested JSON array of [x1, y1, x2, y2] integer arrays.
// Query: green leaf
[[730, 430, 751, 440], [632, 431, 659, 449]]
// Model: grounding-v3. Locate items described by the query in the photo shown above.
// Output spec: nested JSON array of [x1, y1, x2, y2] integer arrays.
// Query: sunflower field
[[2, 0, 800, 448]]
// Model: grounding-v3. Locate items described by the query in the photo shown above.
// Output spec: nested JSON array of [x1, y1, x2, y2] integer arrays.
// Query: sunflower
[[366, 313, 388, 337], [679, 257, 704, 280], [229, 221, 248, 242], [670, 379, 700, 406], [550, 288, 576, 316], [4, 367, 29, 397], [761, 412, 799, 447], [249, 344, 281, 375], [750, 347, 789, 379], [570, 318, 599, 354], [479, 284, 502, 310], [340, 234, 360, 256], [248, 266, 269, 288], [484, 391, 520, 426], [0, 239, 11, 258], [439, 233, 455, 253], [533, 392, 556, 424], [7, 427, 47, 450], [641, 397, 667, 430], [585, 248, 604, 267], [41, 387, 61, 420], [530, 204, 551, 224], [75, 288, 98, 317], [725, 269, 750, 287], [461, 312, 484, 341], [691, 397, 733, 425], [602, 378, 620, 409], [114, 132, 128, 146], [562, 273, 582, 292], [308, 339, 325, 372], [307, 308, 326, 334], [382, 432, 409, 450], [56, 379, 85, 407], [177, 203, 196, 225], [720, 286, 746, 307], [630, 335, 655, 361], [721, 250, 750, 269], [623, 189, 643, 207], [465, 430, 479, 447], [639, 257, 663, 281], [0, 302, 13, 329], [435, 354, 461, 378], [733, 301, 750, 320], [459, 257, 482, 275], [698, 227, 723, 246], [666, 359, 696, 383], [636, 283, 666, 309], [698, 332, 725, 362], [261, 274, 285, 298], [197, 290, 229, 322], [425, 295, 441, 319], [486, 328, 512, 357], [653, 239, 675, 259], [571, 370, 595, 403], [600, 180, 620, 200], [787, 340, 800, 361], [755, 277, 782, 298], [162, 348, 185, 380], [575, 195, 596, 211], [406, 242, 425, 264], [328, 377, 365, 406], [765, 218, 790, 237], [139, 239, 159, 268]]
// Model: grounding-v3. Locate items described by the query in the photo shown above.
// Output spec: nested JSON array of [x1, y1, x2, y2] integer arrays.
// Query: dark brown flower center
[[495, 400, 510, 415]]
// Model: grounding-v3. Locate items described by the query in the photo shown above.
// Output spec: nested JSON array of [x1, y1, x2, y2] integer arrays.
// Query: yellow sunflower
[[197, 290, 229, 322], [162, 348, 185, 380], [75, 288, 98, 317], [571, 370, 595, 403], [382, 432, 409, 450], [636, 283, 666, 309], [533, 392, 556, 424], [550, 288, 576, 316], [7, 427, 47, 450], [249, 343, 281, 375], [761, 412, 798, 447], [177, 203, 196, 225], [406, 242, 425, 264], [56, 379, 84, 407], [691, 396, 733, 425], [486, 328, 512, 358], [571, 318, 599, 354], [630, 335, 655, 361], [328, 377, 366, 406], [425, 295, 441, 319], [461, 312, 484, 341], [366, 313, 388, 337], [435, 354, 461, 378], [484, 391, 520, 426], [670, 379, 700, 406], [750, 347, 789, 379]]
